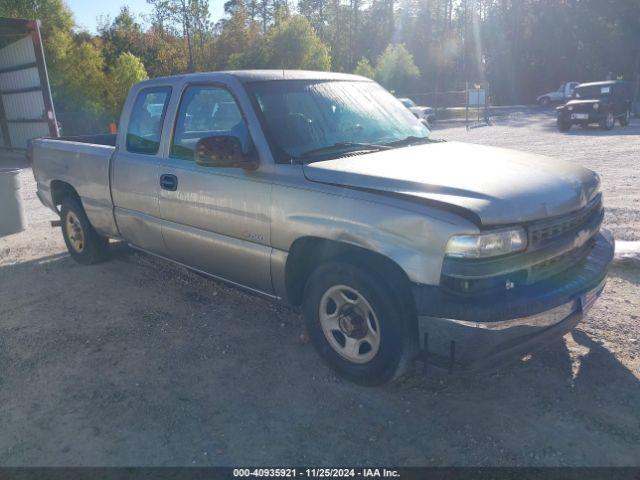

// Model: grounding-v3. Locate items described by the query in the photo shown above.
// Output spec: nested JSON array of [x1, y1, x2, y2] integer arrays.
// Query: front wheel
[[60, 196, 109, 265], [600, 112, 615, 130], [557, 116, 572, 132], [302, 262, 414, 385]]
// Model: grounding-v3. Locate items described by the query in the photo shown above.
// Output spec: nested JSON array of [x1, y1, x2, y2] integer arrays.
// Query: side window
[[126, 87, 171, 155], [171, 85, 248, 160]]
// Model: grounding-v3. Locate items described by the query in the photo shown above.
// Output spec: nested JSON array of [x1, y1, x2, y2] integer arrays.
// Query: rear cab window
[[126, 87, 172, 155]]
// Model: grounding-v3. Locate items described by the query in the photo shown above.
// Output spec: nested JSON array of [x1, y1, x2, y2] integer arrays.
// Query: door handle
[[160, 174, 178, 191]]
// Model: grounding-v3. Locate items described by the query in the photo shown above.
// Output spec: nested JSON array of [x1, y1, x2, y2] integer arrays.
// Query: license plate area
[[572, 113, 589, 120]]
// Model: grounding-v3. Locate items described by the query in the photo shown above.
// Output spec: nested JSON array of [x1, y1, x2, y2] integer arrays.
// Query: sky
[[66, 0, 226, 33]]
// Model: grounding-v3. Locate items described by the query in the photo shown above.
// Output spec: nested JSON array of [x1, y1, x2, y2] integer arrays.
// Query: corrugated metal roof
[[0, 34, 35, 68], [0, 18, 57, 149]]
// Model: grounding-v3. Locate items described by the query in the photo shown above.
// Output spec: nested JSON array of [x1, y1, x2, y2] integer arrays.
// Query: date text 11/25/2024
[[233, 468, 400, 478]]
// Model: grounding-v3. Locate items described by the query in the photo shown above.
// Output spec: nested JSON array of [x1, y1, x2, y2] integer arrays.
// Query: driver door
[[156, 84, 273, 294]]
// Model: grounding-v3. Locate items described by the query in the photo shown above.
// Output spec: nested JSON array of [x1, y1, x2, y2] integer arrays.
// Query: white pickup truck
[[30, 70, 614, 385], [537, 82, 580, 106]]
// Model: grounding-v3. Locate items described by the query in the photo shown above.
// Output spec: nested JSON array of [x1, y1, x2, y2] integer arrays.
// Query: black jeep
[[556, 81, 632, 132]]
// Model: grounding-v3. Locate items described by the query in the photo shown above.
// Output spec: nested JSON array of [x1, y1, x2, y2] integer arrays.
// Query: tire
[[302, 262, 415, 386], [620, 108, 630, 126], [60, 196, 109, 265], [539, 97, 551, 107], [557, 116, 572, 132], [600, 111, 615, 130]]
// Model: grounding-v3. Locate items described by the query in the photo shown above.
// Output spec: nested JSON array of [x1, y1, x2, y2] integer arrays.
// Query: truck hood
[[564, 99, 602, 107], [302, 141, 600, 226]]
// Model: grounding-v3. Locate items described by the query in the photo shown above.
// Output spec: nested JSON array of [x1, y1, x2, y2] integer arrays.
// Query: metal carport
[[0, 17, 58, 152]]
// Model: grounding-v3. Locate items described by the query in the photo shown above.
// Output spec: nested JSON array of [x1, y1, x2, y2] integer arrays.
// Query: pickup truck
[[397, 97, 436, 127], [30, 70, 614, 385], [537, 81, 580, 106]]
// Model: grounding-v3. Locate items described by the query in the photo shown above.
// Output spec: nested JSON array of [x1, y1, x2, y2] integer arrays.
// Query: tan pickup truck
[[30, 70, 614, 385]]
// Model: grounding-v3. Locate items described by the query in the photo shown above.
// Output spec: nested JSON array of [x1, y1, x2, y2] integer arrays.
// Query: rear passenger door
[[157, 83, 273, 294], [111, 85, 172, 254]]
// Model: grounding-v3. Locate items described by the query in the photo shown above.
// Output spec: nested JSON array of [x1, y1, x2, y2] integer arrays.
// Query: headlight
[[568, 106, 573, 111], [593, 103, 599, 110], [445, 228, 528, 259]]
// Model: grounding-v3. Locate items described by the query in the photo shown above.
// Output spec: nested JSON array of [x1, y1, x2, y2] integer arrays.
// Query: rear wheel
[[600, 111, 615, 130], [60, 196, 109, 265], [620, 108, 631, 126], [302, 262, 414, 385]]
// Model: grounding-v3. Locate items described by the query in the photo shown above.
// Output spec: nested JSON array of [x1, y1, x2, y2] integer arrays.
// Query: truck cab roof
[[576, 80, 628, 88], [139, 70, 371, 87]]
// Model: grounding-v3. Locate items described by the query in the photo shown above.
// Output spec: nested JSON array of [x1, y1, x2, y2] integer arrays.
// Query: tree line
[[1, 0, 639, 133]]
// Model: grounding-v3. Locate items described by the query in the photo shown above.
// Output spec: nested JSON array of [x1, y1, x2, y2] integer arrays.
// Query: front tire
[[302, 262, 414, 386], [600, 111, 615, 130], [557, 116, 572, 132], [60, 196, 109, 265]]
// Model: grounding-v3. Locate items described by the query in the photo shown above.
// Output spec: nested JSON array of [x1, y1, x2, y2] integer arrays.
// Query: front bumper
[[415, 230, 614, 372], [559, 109, 605, 124]]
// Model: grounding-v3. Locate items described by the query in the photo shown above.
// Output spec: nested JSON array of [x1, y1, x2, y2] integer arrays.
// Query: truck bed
[[31, 136, 119, 238], [54, 134, 117, 146]]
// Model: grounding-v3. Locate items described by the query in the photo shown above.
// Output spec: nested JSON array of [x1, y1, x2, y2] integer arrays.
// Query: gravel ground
[[0, 110, 639, 466]]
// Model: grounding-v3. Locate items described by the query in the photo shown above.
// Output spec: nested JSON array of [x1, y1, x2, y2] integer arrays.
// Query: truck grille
[[529, 195, 602, 247], [528, 238, 595, 283]]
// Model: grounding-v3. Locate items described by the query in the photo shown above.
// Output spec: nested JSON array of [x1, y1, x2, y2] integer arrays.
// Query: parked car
[[30, 71, 613, 385], [537, 82, 580, 106], [398, 97, 436, 126], [557, 81, 633, 132]]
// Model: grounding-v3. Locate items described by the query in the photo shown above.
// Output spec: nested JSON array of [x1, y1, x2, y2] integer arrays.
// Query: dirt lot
[[0, 110, 639, 466]]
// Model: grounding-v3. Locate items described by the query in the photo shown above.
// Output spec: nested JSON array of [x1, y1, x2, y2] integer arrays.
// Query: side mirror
[[194, 135, 258, 170]]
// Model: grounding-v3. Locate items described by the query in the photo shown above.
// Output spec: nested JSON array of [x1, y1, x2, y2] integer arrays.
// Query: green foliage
[[55, 40, 107, 116], [3, 0, 639, 134], [263, 15, 330, 70], [106, 52, 148, 121], [0, 0, 73, 33], [98, 7, 144, 67], [216, 0, 259, 69], [230, 15, 331, 71], [147, 0, 212, 72], [374, 44, 420, 92], [353, 57, 375, 79]]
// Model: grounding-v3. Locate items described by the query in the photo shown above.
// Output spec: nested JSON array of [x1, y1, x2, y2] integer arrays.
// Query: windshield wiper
[[297, 142, 392, 160], [384, 136, 444, 148]]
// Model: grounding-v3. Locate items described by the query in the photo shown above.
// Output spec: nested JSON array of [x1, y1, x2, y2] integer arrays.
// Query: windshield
[[247, 80, 430, 162], [573, 85, 611, 100]]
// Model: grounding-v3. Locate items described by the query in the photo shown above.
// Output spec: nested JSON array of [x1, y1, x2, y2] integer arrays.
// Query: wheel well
[[285, 237, 413, 308], [50, 180, 80, 210]]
